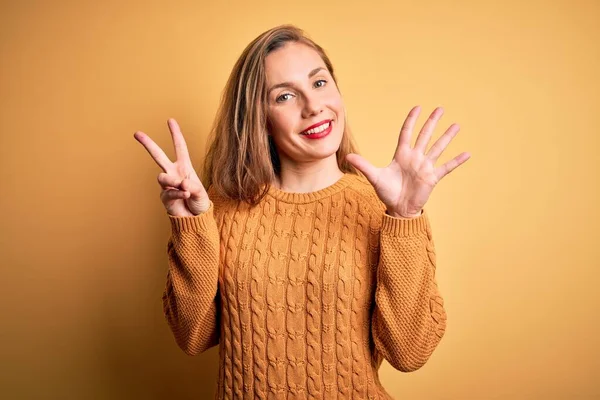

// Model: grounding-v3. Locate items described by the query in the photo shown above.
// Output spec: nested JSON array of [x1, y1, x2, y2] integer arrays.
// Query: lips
[[299, 119, 332, 135], [299, 120, 333, 139]]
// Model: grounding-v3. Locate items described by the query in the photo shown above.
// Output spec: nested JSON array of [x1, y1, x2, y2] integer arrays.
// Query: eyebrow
[[267, 67, 326, 95]]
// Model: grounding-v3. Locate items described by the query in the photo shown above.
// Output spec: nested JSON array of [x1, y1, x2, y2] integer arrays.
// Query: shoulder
[[206, 184, 241, 223], [343, 174, 386, 217]]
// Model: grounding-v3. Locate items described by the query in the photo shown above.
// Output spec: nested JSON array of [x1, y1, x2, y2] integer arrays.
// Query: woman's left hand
[[346, 106, 471, 219]]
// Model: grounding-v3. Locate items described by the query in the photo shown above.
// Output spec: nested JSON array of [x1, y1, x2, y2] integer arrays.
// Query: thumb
[[181, 177, 207, 199], [346, 153, 379, 185]]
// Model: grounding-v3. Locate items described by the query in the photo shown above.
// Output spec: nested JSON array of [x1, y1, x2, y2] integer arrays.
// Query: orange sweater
[[162, 173, 447, 399]]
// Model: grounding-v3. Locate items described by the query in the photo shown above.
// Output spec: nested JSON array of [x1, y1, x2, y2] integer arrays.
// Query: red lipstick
[[299, 120, 333, 140]]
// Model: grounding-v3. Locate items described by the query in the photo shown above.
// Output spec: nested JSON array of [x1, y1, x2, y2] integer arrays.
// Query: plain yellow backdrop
[[1, 0, 598, 399]]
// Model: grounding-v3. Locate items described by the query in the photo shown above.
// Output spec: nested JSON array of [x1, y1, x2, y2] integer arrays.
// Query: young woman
[[134, 25, 469, 400]]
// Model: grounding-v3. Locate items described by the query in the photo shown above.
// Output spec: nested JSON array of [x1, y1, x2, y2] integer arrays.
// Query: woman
[[134, 25, 469, 400]]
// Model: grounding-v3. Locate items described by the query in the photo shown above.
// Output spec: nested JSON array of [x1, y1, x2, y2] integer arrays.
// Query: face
[[264, 41, 345, 171]]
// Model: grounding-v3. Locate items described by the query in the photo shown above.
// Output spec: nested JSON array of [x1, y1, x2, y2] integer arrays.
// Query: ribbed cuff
[[381, 208, 430, 237], [168, 201, 214, 233]]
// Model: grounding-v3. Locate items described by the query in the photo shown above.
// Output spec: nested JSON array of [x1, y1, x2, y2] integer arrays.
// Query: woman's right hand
[[134, 118, 210, 217]]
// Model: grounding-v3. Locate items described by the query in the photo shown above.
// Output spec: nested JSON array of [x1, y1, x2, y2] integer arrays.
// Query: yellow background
[[1, 0, 598, 398]]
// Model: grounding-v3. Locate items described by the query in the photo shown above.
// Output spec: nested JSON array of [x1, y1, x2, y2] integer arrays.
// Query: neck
[[275, 157, 344, 193]]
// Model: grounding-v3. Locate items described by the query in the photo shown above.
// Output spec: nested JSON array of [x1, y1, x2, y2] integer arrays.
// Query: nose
[[301, 93, 323, 119]]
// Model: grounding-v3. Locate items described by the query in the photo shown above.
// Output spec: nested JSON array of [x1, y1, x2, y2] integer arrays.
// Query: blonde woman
[[134, 24, 470, 400]]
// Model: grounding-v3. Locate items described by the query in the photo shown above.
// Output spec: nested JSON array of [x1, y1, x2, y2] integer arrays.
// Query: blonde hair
[[202, 24, 361, 205]]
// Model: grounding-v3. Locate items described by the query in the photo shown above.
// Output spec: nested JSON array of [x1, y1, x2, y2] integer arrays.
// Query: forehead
[[265, 42, 326, 84]]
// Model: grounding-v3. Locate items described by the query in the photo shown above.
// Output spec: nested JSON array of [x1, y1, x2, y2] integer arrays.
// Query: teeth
[[301, 121, 330, 135]]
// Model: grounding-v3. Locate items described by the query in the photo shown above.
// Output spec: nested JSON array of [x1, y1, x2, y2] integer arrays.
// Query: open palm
[[346, 106, 470, 218]]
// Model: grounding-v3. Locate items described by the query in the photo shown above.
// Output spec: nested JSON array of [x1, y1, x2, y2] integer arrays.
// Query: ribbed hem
[[168, 201, 214, 232], [266, 173, 356, 204], [381, 208, 430, 237]]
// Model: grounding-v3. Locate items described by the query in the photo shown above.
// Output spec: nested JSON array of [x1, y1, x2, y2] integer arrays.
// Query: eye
[[276, 93, 293, 103], [314, 79, 327, 88]]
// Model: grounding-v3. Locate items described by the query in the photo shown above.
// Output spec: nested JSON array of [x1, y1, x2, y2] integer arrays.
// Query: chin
[[311, 144, 340, 160]]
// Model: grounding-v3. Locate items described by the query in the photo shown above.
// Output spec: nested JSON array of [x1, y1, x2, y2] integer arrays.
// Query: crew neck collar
[[266, 173, 355, 204]]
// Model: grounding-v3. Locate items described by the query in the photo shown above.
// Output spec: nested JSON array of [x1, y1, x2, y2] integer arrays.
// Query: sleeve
[[162, 201, 221, 356], [371, 208, 447, 372]]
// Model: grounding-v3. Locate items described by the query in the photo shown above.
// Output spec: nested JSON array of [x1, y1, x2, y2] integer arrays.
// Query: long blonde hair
[[202, 24, 360, 205]]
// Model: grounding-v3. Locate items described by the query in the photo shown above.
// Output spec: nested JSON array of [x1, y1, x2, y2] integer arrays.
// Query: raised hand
[[346, 106, 470, 218], [134, 118, 210, 217]]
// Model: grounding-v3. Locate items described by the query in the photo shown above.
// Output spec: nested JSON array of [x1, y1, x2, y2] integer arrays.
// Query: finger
[[134, 131, 173, 172], [161, 188, 189, 202], [414, 107, 444, 153], [157, 172, 183, 190], [167, 118, 192, 165], [435, 152, 471, 180], [427, 123, 460, 162], [346, 153, 380, 186], [180, 176, 207, 199], [395, 105, 421, 158]]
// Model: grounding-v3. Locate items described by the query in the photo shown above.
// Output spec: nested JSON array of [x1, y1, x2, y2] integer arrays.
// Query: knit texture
[[162, 173, 447, 399]]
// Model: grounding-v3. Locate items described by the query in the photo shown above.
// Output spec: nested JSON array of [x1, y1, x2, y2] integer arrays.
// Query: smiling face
[[264, 41, 345, 172]]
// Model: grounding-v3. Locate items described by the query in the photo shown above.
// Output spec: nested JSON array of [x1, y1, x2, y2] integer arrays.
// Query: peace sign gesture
[[346, 106, 471, 218], [134, 118, 210, 217]]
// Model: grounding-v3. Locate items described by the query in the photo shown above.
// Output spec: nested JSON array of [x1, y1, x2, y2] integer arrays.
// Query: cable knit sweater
[[162, 173, 447, 399]]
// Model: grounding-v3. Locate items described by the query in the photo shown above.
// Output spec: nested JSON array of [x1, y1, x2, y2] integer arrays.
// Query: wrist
[[385, 209, 423, 219]]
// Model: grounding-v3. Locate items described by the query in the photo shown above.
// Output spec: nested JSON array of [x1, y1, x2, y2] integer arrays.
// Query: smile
[[299, 120, 333, 139], [300, 120, 331, 135]]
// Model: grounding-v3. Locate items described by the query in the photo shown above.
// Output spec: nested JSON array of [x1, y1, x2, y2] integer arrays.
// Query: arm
[[371, 209, 447, 372], [162, 201, 221, 356]]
